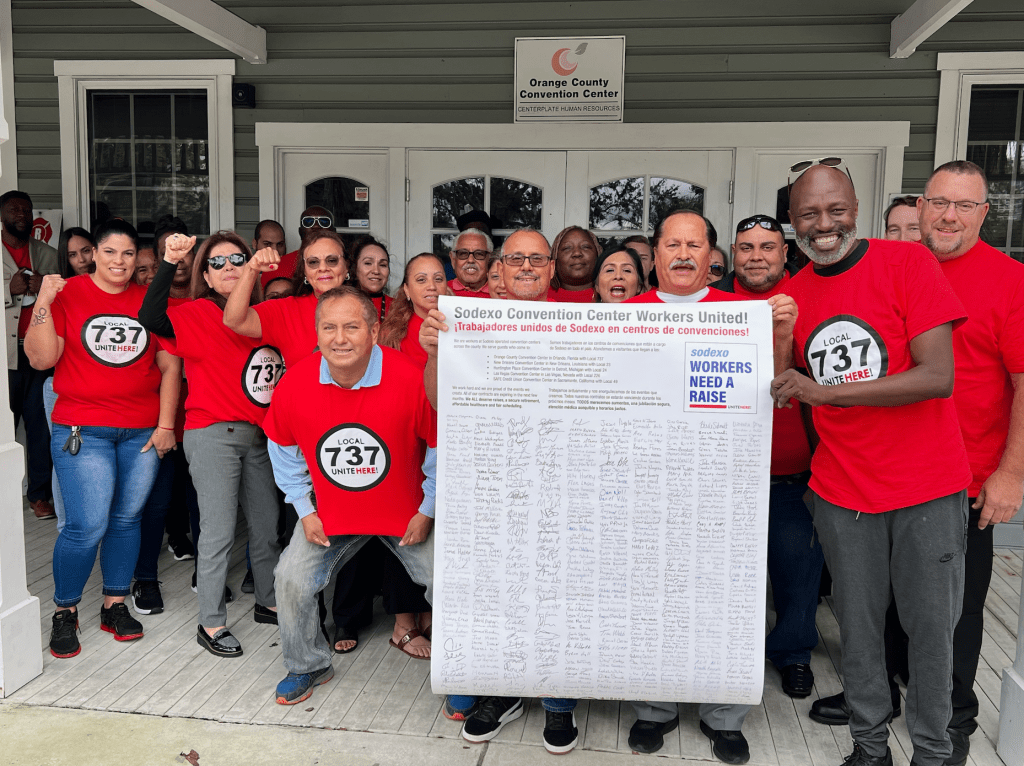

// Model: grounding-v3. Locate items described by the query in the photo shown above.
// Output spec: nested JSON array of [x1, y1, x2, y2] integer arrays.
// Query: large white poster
[[432, 296, 774, 705]]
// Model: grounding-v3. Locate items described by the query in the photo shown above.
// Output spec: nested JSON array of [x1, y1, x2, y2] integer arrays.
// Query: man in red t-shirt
[[447, 228, 492, 298], [715, 214, 823, 702], [771, 163, 972, 766], [917, 160, 1024, 766], [252, 219, 287, 289], [265, 286, 436, 707], [2, 190, 58, 518]]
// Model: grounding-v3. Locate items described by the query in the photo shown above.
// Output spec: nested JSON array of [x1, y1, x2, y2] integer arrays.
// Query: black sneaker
[[191, 571, 233, 603], [841, 744, 893, 766], [543, 710, 579, 754], [49, 609, 81, 658], [629, 715, 679, 754], [168, 537, 195, 561], [241, 569, 255, 594], [131, 580, 164, 615], [461, 696, 524, 742], [100, 602, 144, 641]]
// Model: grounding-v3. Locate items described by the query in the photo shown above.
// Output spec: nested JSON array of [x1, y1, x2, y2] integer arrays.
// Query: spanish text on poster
[[432, 296, 774, 704]]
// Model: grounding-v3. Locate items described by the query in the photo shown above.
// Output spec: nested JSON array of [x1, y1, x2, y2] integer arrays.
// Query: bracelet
[[157, 425, 175, 430]]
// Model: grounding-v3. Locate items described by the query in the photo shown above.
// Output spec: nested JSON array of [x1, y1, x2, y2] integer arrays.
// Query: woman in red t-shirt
[[379, 253, 448, 370], [592, 243, 646, 303], [350, 235, 392, 323], [222, 230, 348, 368], [24, 218, 181, 660], [139, 231, 283, 658]]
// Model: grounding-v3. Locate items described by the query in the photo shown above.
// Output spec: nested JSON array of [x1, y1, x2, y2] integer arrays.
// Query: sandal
[[333, 627, 358, 654], [388, 627, 430, 660]]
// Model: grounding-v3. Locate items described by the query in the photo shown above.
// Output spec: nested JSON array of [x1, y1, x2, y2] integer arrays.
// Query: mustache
[[669, 258, 697, 270]]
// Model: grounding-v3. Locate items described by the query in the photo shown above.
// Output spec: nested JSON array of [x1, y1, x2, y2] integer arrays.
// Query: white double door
[[406, 149, 734, 256]]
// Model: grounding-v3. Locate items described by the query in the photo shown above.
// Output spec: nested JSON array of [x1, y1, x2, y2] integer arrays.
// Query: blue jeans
[[275, 529, 434, 675], [765, 480, 824, 668], [42, 377, 64, 530], [134, 451, 176, 582], [447, 696, 576, 713], [51, 424, 160, 607]]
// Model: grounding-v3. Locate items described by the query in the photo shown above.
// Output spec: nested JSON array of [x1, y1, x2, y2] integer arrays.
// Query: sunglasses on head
[[208, 253, 250, 270], [787, 156, 853, 188], [301, 215, 333, 229], [737, 214, 784, 234], [709, 263, 726, 277]]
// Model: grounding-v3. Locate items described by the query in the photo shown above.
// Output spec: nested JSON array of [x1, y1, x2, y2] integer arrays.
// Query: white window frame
[[54, 59, 235, 231], [935, 52, 1024, 165]]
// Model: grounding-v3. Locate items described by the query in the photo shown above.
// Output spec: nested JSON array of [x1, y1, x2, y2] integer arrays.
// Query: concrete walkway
[[0, 699, 717, 766]]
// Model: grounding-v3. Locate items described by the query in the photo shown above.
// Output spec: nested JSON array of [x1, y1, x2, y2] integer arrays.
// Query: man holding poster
[[771, 161, 971, 766]]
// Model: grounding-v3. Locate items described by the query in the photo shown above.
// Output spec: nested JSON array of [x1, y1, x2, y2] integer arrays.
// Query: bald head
[[789, 165, 860, 266]]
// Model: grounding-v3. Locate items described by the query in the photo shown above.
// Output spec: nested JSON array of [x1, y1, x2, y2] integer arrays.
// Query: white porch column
[[999, 581, 1024, 764], [0, 0, 43, 698]]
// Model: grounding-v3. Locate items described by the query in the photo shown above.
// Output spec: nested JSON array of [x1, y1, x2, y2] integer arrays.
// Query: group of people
[[1, 154, 1018, 766]]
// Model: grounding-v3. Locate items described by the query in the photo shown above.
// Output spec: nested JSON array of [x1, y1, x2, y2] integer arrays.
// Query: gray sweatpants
[[184, 422, 281, 628], [811, 490, 967, 766], [631, 700, 751, 731]]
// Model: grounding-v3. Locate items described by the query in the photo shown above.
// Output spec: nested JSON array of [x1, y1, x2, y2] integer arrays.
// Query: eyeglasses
[[301, 215, 333, 229], [737, 214, 783, 234], [502, 253, 552, 267], [208, 253, 250, 270], [709, 263, 726, 277], [453, 249, 490, 261], [922, 197, 986, 215], [305, 255, 344, 269], [788, 156, 853, 188]]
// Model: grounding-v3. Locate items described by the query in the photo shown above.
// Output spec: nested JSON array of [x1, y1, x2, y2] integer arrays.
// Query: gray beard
[[797, 226, 858, 266]]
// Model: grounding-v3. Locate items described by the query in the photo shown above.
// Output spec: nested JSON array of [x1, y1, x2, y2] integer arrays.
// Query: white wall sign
[[514, 36, 625, 124], [432, 296, 774, 703], [32, 209, 62, 247]]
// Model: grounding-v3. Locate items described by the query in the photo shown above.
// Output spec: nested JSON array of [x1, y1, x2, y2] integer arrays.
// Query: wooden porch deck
[[11, 504, 1020, 765]]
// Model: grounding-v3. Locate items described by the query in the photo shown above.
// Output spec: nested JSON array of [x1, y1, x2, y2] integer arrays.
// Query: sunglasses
[[737, 214, 783, 234], [301, 215, 333, 229], [208, 253, 250, 270], [305, 255, 344, 269], [788, 156, 853, 188], [709, 263, 726, 277]]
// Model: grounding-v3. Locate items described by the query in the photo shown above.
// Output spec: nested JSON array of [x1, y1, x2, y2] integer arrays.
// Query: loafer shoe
[[700, 720, 750, 765], [629, 715, 679, 754], [254, 603, 278, 625], [31, 499, 56, 519], [197, 625, 243, 657], [809, 690, 902, 726], [781, 663, 814, 698], [275, 665, 334, 705], [944, 730, 969, 766]]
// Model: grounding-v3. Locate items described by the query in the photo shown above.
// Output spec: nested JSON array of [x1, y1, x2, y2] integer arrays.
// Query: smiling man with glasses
[[915, 160, 1024, 766], [447, 227, 493, 298]]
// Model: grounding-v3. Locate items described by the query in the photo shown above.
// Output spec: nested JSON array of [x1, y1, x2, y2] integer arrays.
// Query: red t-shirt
[[370, 294, 393, 323], [260, 249, 299, 288], [263, 348, 437, 536], [550, 286, 595, 303], [163, 299, 284, 429], [732, 273, 812, 476], [448, 279, 490, 299], [4, 242, 34, 338], [51, 276, 161, 428], [940, 240, 1024, 496], [253, 292, 319, 368], [399, 312, 428, 369], [788, 239, 971, 512], [626, 286, 745, 304]]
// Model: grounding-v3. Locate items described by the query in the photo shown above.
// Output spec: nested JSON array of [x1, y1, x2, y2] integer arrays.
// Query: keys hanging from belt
[[62, 425, 82, 456]]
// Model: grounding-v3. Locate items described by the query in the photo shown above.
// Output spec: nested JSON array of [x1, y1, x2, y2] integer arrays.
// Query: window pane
[[649, 177, 705, 226], [432, 233, 457, 258], [432, 178, 484, 229], [86, 89, 211, 235], [968, 88, 1020, 141], [589, 176, 644, 231], [305, 176, 370, 229], [490, 177, 541, 229]]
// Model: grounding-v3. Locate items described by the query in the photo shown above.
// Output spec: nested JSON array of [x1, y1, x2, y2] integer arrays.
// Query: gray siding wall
[[10, 0, 1024, 238]]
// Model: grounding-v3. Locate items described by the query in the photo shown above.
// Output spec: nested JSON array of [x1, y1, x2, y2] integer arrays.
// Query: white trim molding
[[890, 0, 974, 59], [54, 59, 235, 231], [131, 0, 266, 65], [934, 52, 1024, 166]]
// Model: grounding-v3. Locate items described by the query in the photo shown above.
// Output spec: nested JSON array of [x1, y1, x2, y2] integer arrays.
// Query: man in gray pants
[[771, 161, 972, 766]]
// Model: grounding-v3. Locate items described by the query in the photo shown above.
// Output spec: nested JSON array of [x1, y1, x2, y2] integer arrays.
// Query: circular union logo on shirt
[[315, 424, 391, 492], [80, 314, 151, 368], [241, 345, 285, 407], [804, 315, 889, 386]]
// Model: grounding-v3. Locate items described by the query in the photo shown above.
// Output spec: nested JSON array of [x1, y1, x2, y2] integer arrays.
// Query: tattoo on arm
[[30, 308, 48, 326]]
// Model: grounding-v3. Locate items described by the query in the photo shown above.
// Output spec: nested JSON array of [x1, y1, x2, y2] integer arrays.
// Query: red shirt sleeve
[[999, 278, 1024, 374], [51, 292, 67, 338], [900, 244, 967, 339]]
